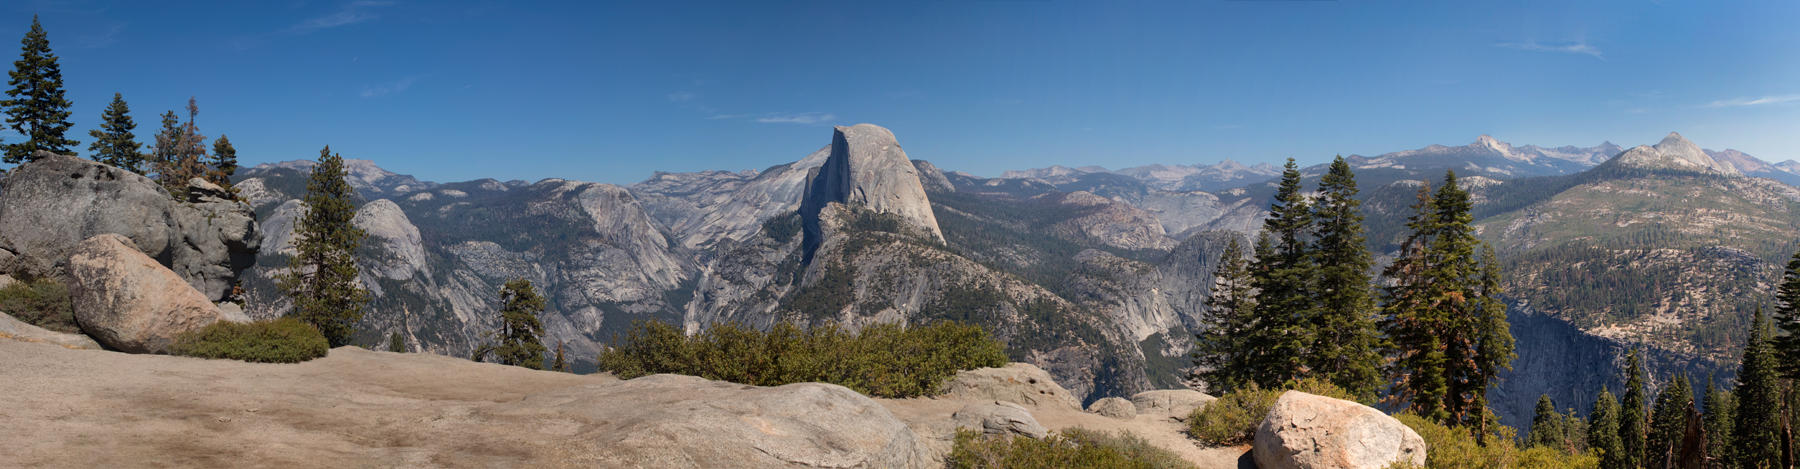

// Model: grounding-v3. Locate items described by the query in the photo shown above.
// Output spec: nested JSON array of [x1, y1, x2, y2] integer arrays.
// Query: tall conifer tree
[[1649, 374, 1694, 468], [1381, 183, 1451, 422], [1429, 172, 1515, 432], [1621, 349, 1649, 469], [87, 93, 142, 173], [150, 109, 202, 197], [1703, 375, 1735, 467], [1247, 158, 1314, 388], [1308, 156, 1382, 398], [1733, 308, 1784, 468], [1530, 394, 1566, 449], [487, 278, 548, 369], [1590, 389, 1626, 469], [552, 340, 570, 372], [279, 146, 369, 347], [151, 109, 178, 168], [86, 91, 141, 171], [1772, 249, 1800, 379], [1194, 235, 1258, 393], [2, 15, 76, 163], [1380, 171, 1514, 431], [175, 98, 207, 175], [210, 134, 237, 189]]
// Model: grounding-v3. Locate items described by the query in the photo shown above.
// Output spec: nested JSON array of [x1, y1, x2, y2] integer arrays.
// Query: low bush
[[946, 428, 1195, 469], [597, 319, 1007, 398], [1511, 446, 1598, 469], [1187, 377, 1358, 446], [169, 317, 330, 363], [1389, 413, 1597, 469], [0, 276, 76, 333]]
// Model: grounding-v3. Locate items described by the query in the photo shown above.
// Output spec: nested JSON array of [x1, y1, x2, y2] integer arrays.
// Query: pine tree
[[86, 93, 142, 173], [1463, 244, 1514, 434], [1307, 156, 1382, 398], [1621, 349, 1649, 469], [150, 108, 202, 197], [279, 146, 369, 347], [1380, 171, 1514, 431], [1564, 408, 1590, 454], [1703, 375, 1735, 468], [209, 133, 237, 189], [151, 109, 177, 169], [1381, 183, 1451, 422], [1246, 158, 1314, 388], [1773, 248, 1800, 380], [1430, 172, 1515, 432], [1530, 394, 1566, 449], [1591, 389, 1626, 469], [1733, 307, 1784, 469], [1649, 375, 1695, 468], [2, 15, 76, 163], [487, 278, 548, 369], [174, 98, 207, 179], [553, 340, 570, 372], [387, 331, 404, 353], [1194, 235, 1258, 394]]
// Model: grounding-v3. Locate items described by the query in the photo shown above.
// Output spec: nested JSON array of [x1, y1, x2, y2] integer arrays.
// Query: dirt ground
[[0, 339, 1247, 468]]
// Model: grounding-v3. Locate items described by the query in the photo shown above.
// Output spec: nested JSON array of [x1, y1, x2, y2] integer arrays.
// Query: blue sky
[[3, 0, 1798, 184]]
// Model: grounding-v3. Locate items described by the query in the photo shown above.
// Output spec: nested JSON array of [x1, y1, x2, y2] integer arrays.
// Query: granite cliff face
[[238, 167, 693, 363], [800, 124, 945, 258], [0, 153, 260, 302]]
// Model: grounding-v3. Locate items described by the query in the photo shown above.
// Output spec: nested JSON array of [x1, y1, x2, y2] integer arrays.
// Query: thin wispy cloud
[[73, 23, 124, 49], [227, 1, 396, 50], [1496, 40, 1604, 60], [290, 0, 394, 35], [664, 89, 835, 125], [754, 112, 836, 125], [361, 76, 419, 98], [1705, 94, 1800, 108]]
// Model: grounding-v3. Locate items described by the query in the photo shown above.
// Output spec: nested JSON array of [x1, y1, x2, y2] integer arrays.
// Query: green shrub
[[0, 276, 76, 333], [1388, 412, 1595, 469], [597, 319, 1006, 398], [1511, 447, 1598, 469], [1187, 377, 1358, 446], [1390, 412, 1511, 468], [1187, 385, 1281, 446], [169, 317, 330, 363], [947, 428, 1196, 469]]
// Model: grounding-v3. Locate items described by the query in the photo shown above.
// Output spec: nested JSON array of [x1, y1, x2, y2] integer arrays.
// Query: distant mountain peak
[[1602, 132, 1741, 176], [1473, 134, 1517, 160], [800, 123, 945, 255]]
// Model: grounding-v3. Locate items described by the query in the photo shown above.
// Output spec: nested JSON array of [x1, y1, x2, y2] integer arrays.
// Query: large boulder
[[951, 401, 1048, 439], [1088, 396, 1137, 419], [942, 363, 1083, 410], [0, 311, 102, 350], [503, 374, 930, 468], [67, 234, 238, 353], [0, 153, 259, 301], [1131, 389, 1216, 420], [1254, 391, 1427, 469]]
